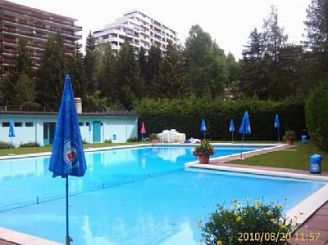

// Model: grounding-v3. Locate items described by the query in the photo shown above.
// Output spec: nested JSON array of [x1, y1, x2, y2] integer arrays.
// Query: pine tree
[[67, 44, 86, 99], [84, 32, 97, 91], [262, 6, 288, 63], [240, 28, 267, 98], [96, 43, 117, 104], [36, 33, 67, 110], [152, 42, 187, 98], [115, 43, 143, 109], [146, 45, 162, 96], [304, 0, 328, 79]]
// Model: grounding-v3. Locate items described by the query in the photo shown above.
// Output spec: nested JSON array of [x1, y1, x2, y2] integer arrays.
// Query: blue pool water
[[0, 146, 325, 245]]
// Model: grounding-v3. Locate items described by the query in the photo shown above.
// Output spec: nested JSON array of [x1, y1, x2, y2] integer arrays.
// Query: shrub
[[149, 133, 158, 140], [305, 81, 328, 150], [202, 200, 293, 245], [0, 141, 14, 149], [20, 142, 40, 147], [134, 97, 305, 141], [127, 137, 139, 142], [104, 139, 112, 144]]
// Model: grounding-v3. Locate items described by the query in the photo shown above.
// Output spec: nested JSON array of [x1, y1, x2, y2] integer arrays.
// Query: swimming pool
[[0, 145, 325, 244]]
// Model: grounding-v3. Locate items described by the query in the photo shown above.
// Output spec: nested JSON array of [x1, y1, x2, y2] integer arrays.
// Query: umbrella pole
[[231, 132, 234, 143], [240, 134, 245, 159], [277, 128, 280, 142], [65, 176, 71, 245]]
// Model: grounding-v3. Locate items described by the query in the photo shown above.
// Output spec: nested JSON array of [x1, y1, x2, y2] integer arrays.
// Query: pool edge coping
[[0, 142, 279, 161], [186, 162, 328, 228], [0, 227, 63, 245]]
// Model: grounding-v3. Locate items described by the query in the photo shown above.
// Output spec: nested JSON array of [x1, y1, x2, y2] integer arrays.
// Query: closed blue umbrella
[[9, 122, 15, 137], [239, 111, 251, 158], [9, 122, 15, 153], [49, 74, 87, 245], [229, 118, 235, 142], [200, 118, 206, 139], [274, 113, 280, 141]]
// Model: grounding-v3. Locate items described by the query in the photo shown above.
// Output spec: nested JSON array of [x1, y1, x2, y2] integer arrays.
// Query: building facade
[[0, 111, 138, 146], [0, 0, 81, 75], [93, 10, 178, 54]]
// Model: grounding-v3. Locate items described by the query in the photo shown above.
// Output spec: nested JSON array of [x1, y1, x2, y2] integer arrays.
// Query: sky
[[11, 0, 311, 59]]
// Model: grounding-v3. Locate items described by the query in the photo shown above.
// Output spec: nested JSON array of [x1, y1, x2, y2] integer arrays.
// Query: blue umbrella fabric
[[239, 111, 251, 135], [200, 118, 206, 139], [9, 122, 15, 137], [239, 111, 251, 158], [229, 118, 235, 142], [49, 74, 86, 245], [274, 113, 280, 141], [49, 74, 87, 177]]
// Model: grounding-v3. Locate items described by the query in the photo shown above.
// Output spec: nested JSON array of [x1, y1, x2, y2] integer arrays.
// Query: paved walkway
[[0, 239, 17, 245]]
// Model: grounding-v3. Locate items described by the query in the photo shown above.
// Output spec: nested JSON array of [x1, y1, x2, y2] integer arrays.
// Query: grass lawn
[[232, 141, 328, 171], [0, 142, 144, 156]]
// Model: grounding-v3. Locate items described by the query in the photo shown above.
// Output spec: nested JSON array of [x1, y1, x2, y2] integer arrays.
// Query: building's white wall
[[0, 114, 137, 147]]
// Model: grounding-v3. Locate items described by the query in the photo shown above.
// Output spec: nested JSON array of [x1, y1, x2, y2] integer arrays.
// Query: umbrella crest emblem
[[64, 140, 77, 166]]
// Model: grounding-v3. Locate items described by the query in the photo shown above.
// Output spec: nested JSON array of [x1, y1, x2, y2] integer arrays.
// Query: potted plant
[[149, 133, 159, 143], [283, 130, 296, 145], [193, 139, 214, 164]]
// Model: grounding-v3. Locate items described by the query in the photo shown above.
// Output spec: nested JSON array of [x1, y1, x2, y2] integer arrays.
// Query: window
[[2, 122, 9, 127], [86, 122, 90, 126], [25, 122, 34, 127], [14, 122, 22, 127], [79, 122, 83, 126]]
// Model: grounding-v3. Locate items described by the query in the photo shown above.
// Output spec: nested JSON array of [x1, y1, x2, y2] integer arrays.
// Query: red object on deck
[[140, 122, 146, 134]]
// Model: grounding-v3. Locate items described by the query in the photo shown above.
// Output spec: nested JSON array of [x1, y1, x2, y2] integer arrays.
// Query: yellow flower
[[235, 216, 242, 222], [270, 218, 277, 223], [254, 200, 261, 207], [217, 241, 223, 245], [279, 223, 286, 229], [266, 210, 272, 216]]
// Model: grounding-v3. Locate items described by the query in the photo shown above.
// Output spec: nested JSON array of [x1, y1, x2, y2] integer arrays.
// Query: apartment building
[[93, 10, 178, 54], [0, 0, 81, 75]]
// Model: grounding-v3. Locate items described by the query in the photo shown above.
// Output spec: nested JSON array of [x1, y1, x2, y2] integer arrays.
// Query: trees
[[84, 32, 98, 91], [36, 33, 68, 110], [185, 25, 227, 97], [262, 6, 288, 63], [144, 45, 162, 97], [0, 38, 35, 109], [304, 0, 328, 80], [151, 42, 187, 98], [240, 28, 267, 98], [115, 43, 143, 109]]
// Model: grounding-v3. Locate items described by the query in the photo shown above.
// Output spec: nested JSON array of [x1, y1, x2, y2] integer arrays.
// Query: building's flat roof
[[0, 110, 137, 117]]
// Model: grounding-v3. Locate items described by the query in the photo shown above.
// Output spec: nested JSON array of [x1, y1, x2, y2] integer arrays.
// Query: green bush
[[104, 139, 112, 144], [305, 81, 328, 150], [202, 200, 293, 245], [127, 137, 139, 142], [134, 97, 305, 140], [20, 142, 40, 147], [0, 141, 14, 149]]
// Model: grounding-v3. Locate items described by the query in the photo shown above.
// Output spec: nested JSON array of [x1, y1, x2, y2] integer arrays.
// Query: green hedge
[[134, 98, 305, 141], [306, 81, 328, 150]]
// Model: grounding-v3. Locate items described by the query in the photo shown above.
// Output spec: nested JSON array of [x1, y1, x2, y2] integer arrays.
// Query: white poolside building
[[0, 111, 138, 147]]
